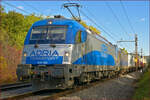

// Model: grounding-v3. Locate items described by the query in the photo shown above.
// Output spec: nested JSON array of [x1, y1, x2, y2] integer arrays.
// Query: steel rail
[[0, 82, 31, 91], [2, 91, 33, 100]]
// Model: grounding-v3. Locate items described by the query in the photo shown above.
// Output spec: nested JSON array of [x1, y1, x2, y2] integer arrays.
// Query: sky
[[1, 0, 149, 56]]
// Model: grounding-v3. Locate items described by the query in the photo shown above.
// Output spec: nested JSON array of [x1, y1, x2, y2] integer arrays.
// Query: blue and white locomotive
[[17, 15, 131, 91]]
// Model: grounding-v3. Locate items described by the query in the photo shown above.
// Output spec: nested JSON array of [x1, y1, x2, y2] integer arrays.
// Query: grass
[[133, 68, 150, 100]]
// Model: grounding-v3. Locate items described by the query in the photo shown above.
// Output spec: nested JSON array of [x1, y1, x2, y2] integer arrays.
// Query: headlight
[[65, 52, 69, 56], [48, 21, 52, 24], [23, 52, 27, 57]]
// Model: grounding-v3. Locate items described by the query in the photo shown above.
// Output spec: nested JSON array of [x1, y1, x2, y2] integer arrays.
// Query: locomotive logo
[[101, 44, 108, 58], [30, 49, 59, 56], [101, 44, 108, 52]]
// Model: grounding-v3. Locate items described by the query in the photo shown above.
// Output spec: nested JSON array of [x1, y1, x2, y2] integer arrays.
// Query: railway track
[[40, 78, 113, 100], [1, 91, 33, 100], [0, 82, 31, 91], [1, 72, 138, 100], [1, 78, 112, 100]]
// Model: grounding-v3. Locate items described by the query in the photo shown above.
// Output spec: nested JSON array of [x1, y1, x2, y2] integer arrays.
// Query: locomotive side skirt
[[31, 64, 117, 91]]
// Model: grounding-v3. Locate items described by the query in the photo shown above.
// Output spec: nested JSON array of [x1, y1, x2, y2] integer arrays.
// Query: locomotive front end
[[22, 25, 72, 65], [17, 18, 85, 91]]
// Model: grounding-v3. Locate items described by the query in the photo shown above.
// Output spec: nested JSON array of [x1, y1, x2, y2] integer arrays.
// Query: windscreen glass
[[31, 26, 47, 40], [29, 26, 67, 44]]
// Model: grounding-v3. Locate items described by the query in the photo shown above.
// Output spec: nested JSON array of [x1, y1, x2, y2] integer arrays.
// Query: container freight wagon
[[119, 49, 128, 73], [128, 53, 136, 72]]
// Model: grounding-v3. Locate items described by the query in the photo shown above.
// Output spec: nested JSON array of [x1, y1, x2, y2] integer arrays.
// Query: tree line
[[0, 7, 42, 48], [0, 7, 42, 84]]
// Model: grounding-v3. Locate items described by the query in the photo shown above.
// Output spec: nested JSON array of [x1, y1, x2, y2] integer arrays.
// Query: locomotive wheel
[[108, 73, 111, 79], [79, 73, 91, 83]]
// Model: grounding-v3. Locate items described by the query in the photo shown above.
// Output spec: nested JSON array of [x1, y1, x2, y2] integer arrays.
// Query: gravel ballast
[[59, 71, 143, 100]]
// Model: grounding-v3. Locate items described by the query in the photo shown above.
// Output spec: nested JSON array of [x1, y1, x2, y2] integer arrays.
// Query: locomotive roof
[[32, 18, 84, 28], [24, 18, 86, 45]]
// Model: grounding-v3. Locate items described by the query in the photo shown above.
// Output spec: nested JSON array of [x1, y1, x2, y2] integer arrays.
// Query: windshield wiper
[[34, 30, 45, 48]]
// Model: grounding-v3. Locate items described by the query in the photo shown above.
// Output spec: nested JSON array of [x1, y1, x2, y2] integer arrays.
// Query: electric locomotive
[[17, 15, 121, 91]]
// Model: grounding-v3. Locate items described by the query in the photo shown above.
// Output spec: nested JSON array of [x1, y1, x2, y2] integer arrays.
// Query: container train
[[16, 15, 144, 91]]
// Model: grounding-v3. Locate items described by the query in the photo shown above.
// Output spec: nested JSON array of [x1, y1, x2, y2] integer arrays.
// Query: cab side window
[[75, 30, 82, 43]]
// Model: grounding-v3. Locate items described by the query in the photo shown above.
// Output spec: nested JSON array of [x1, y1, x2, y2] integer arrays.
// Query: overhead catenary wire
[[105, 1, 134, 52], [80, 9, 117, 43], [120, 0, 136, 34], [76, 0, 132, 52], [73, 0, 131, 52], [3, 1, 30, 14], [105, 1, 131, 40], [82, 6, 132, 52], [3, 1, 45, 19], [76, 0, 134, 53], [120, 1, 144, 53], [22, 1, 44, 16], [82, 6, 119, 39], [81, 9, 134, 53], [72, 1, 116, 41]]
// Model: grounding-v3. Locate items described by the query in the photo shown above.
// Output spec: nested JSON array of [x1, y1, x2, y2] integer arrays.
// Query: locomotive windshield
[[29, 26, 67, 44]]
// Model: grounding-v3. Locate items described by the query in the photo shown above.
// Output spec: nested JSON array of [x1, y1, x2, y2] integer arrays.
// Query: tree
[[0, 7, 43, 84], [24, 14, 42, 32], [0, 10, 42, 48], [79, 20, 101, 34], [89, 25, 101, 34], [121, 48, 128, 54], [71, 17, 101, 34], [1, 11, 25, 47], [79, 20, 89, 29]]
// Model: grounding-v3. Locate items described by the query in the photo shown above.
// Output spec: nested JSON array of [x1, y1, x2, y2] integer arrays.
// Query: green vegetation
[[0, 7, 42, 84], [120, 48, 128, 54], [80, 20, 101, 34], [133, 69, 150, 100], [0, 8, 42, 48], [72, 17, 101, 34]]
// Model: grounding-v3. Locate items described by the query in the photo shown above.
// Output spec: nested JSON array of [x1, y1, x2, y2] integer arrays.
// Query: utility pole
[[135, 34, 138, 70], [141, 48, 143, 67], [141, 48, 143, 58]]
